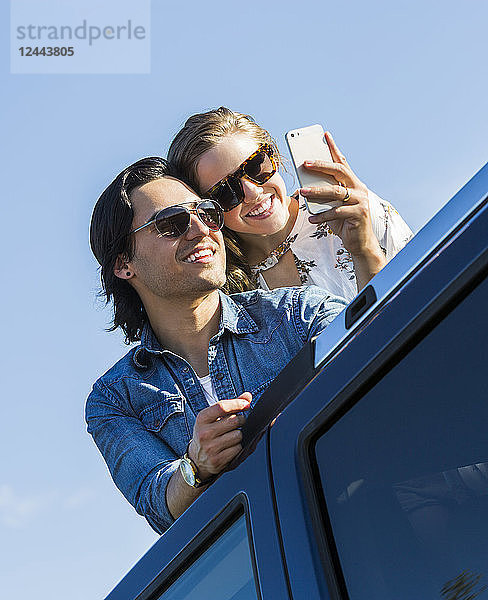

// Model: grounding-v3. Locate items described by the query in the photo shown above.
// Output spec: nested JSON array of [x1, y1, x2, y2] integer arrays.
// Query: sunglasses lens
[[154, 207, 190, 237], [210, 178, 244, 212], [244, 148, 275, 184], [206, 146, 275, 212], [197, 200, 224, 230]]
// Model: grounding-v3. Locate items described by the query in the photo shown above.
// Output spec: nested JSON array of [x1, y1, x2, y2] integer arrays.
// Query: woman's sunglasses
[[205, 143, 277, 212], [130, 200, 224, 238]]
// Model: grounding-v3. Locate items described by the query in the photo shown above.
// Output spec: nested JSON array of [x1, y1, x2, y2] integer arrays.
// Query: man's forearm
[[166, 467, 209, 521]]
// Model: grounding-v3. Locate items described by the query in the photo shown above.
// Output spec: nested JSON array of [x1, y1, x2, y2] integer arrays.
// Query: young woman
[[168, 107, 413, 300]]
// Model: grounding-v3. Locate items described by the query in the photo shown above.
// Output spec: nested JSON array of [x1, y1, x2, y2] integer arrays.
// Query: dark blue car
[[105, 163, 488, 600]]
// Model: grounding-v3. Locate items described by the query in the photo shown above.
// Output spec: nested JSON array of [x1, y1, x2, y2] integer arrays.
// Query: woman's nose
[[240, 177, 262, 203]]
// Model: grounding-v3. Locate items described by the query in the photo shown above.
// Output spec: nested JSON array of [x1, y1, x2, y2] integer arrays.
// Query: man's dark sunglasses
[[204, 144, 277, 212], [130, 200, 224, 238]]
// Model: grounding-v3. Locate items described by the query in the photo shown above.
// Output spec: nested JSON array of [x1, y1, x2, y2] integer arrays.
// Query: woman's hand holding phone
[[300, 132, 387, 290], [300, 132, 375, 254]]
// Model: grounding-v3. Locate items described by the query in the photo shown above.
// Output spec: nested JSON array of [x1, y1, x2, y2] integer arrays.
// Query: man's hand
[[188, 393, 252, 481], [166, 393, 252, 521]]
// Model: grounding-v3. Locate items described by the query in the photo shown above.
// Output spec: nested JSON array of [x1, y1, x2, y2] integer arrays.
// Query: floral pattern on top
[[335, 247, 355, 280], [310, 222, 333, 240], [253, 190, 414, 302], [293, 256, 317, 284]]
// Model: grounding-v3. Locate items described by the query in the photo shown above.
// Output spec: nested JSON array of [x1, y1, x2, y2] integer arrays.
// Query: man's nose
[[185, 213, 211, 239], [240, 177, 262, 204]]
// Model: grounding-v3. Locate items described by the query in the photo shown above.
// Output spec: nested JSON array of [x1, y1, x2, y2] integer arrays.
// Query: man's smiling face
[[122, 177, 226, 303]]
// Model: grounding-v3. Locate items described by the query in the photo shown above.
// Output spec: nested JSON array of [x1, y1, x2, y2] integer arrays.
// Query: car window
[[154, 514, 259, 599], [313, 276, 488, 599]]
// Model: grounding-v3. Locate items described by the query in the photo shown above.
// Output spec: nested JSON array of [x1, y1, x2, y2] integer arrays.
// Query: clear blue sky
[[2, 0, 487, 597]]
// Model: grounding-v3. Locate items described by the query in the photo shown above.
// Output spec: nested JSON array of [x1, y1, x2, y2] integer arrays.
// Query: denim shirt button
[[215, 372, 224, 381], [182, 367, 189, 373]]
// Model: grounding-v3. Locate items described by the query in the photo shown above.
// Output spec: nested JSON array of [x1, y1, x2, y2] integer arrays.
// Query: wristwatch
[[179, 447, 217, 488]]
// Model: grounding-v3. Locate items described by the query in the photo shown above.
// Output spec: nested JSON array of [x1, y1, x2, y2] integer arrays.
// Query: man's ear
[[114, 255, 134, 280]]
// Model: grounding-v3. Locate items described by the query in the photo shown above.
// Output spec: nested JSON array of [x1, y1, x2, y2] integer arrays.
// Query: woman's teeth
[[247, 196, 273, 217]]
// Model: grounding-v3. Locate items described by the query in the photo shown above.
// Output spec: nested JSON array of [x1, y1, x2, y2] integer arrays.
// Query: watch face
[[180, 458, 196, 487]]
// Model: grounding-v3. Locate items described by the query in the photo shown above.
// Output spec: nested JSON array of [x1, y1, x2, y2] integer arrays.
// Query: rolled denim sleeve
[[293, 285, 347, 342], [86, 380, 178, 534]]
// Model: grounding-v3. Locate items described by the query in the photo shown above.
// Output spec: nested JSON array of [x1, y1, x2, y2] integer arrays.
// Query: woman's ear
[[114, 255, 134, 280]]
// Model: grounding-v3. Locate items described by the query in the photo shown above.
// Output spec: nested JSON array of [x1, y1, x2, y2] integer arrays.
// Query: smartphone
[[285, 124, 340, 214]]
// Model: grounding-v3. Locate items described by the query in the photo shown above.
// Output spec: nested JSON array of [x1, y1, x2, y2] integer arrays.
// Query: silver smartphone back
[[285, 124, 340, 214]]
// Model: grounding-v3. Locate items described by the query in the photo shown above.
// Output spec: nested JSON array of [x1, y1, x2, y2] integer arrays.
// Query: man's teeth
[[247, 197, 272, 217], [184, 249, 213, 263]]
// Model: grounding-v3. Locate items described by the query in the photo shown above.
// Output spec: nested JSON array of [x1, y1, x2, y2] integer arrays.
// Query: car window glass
[[313, 276, 488, 599], [155, 515, 259, 600]]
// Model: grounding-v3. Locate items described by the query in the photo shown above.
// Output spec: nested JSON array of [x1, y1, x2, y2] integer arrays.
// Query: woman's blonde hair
[[167, 106, 282, 293]]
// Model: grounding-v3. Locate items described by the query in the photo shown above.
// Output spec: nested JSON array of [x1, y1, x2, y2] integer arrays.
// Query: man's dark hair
[[90, 157, 174, 344]]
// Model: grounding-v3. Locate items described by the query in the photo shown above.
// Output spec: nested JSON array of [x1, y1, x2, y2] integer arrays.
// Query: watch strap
[[182, 445, 217, 488]]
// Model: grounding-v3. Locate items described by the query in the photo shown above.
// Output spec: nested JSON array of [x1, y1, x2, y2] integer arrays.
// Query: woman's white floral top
[[252, 191, 414, 302]]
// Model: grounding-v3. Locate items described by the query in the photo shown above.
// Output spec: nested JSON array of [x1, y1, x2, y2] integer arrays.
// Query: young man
[[86, 157, 347, 534]]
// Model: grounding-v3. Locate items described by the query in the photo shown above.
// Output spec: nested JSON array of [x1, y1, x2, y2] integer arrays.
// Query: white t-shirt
[[252, 191, 413, 302], [197, 373, 219, 406]]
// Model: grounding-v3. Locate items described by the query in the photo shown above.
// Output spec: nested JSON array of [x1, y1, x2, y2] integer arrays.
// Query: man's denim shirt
[[86, 286, 346, 534]]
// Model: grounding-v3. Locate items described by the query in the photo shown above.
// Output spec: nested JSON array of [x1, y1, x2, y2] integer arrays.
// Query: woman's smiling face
[[196, 133, 291, 237]]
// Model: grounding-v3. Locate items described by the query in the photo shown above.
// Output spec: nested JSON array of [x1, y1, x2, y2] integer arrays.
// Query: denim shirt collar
[[133, 291, 258, 368], [218, 290, 259, 335]]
